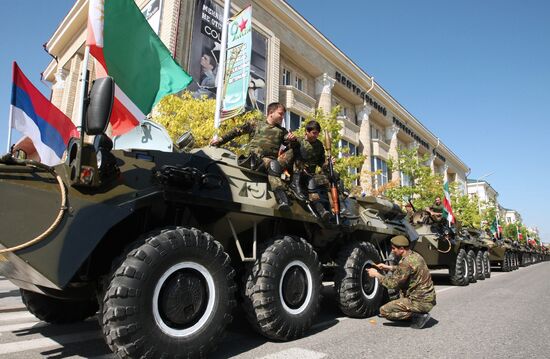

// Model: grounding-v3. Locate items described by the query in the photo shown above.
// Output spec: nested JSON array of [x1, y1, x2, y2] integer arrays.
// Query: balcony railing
[[279, 85, 316, 115], [372, 138, 390, 158], [337, 116, 360, 143]]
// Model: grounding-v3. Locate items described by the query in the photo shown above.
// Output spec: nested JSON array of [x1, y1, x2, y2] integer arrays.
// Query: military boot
[[411, 313, 431, 329], [273, 188, 290, 211], [289, 173, 307, 201], [312, 200, 331, 222]]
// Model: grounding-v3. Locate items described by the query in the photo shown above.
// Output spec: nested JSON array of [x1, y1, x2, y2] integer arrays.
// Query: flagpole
[[77, 46, 91, 132], [213, 0, 232, 131], [6, 106, 14, 154]]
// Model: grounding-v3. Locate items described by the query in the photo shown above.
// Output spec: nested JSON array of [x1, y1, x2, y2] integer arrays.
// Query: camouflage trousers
[[261, 151, 293, 190], [379, 298, 434, 321]]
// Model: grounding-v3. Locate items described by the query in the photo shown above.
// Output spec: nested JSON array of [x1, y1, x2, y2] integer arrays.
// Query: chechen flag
[[443, 181, 455, 225], [10, 62, 78, 166], [87, 0, 192, 136]]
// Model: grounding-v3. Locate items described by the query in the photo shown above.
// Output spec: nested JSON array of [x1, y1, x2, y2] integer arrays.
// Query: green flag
[[87, 0, 192, 135]]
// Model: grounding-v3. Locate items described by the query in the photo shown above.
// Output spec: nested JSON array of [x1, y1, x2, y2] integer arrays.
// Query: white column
[[386, 124, 400, 181], [357, 104, 373, 194], [443, 164, 449, 182], [315, 73, 335, 114]]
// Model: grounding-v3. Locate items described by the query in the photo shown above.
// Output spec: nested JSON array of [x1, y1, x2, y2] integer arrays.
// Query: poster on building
[[142, 0, 163, 35], [220, 6, 252, 120], [189, 0, 266, 112]]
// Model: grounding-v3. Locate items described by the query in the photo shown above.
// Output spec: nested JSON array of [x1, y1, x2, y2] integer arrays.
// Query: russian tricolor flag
[[10, 62, 78, 166]]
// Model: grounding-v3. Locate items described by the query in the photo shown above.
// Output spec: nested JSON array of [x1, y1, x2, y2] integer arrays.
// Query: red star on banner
[[238, 18, 248, 31]]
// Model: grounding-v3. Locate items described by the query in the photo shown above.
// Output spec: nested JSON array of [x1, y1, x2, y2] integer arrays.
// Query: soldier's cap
[[391, 235, 410, 247]]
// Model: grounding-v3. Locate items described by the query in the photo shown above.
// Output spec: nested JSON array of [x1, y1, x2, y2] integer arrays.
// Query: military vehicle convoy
[[409, 209, 491, 286], [0, 78, 410, 358]]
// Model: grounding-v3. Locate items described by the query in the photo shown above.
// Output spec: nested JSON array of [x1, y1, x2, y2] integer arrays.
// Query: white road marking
[[259, 348, 327, 359], [0, 331, 102, 355], [0, 311, 36, 321], [0, 321, 45, 333]]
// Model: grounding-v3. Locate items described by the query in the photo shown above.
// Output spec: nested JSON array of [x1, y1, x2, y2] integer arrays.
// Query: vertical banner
[[221, 6, 252, 120], [142, 0, 163, 35], [189, 0, 266, 111]]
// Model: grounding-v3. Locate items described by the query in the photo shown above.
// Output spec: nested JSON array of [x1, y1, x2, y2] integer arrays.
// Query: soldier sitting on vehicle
[[210, 102, 297, 210], [426, 197, 444, 221], [288, 120, 332, 222], [367, 235, 436, 329]]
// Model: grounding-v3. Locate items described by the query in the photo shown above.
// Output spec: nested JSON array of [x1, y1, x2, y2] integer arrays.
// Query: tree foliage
[[383, 147, 443, 210], [154, 92, 262, 155]]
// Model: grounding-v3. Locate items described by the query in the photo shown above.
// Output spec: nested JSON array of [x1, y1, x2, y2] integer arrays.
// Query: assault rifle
[[324, 131, 340, 225]]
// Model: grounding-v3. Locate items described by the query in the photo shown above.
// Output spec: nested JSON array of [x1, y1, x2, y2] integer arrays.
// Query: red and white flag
[[87, 0, 192, 135]]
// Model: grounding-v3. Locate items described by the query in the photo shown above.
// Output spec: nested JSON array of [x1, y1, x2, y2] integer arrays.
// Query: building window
[[282, 68, 291, 86], [371, 157, 388, 188], [295, 75, 304, 91], [400, 172, 412, 187], [370, 125, 384, 141], [340, 140, 360, 185], [289, 112, 304, 131]]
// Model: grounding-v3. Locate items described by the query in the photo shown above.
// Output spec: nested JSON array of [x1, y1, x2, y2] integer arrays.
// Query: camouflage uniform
[[293, 138, 329, 201], [379, 251, 436, 321], [217, 120, 292, 189]]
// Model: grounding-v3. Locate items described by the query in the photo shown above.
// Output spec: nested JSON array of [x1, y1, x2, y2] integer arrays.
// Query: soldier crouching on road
[[367, 235, 436, 329], [210, 102, 296, 210]]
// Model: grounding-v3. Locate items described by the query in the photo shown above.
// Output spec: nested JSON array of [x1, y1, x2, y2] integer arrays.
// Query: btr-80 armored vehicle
[[0, 78, 410, 358], [409, 208, 491, 286]]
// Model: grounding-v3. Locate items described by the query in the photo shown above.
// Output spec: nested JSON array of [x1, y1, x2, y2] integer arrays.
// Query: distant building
[[503, 208, 522, 224], [43, 0, 469, 194]]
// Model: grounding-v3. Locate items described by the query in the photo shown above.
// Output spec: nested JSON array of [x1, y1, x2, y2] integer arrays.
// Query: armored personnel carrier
[[0, 78, 410, 358], [409, 208, 490, 286], [489, 238, 517, 271]]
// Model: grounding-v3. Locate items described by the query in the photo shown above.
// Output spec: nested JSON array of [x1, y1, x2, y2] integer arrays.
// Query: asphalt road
[[1, 262, 549, 358]]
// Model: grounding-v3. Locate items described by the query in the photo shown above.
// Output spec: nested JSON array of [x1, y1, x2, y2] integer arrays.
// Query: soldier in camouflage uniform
[[210, 102, 296, 209], [367, 235, 436, 329], [288, 120, 332, 221]]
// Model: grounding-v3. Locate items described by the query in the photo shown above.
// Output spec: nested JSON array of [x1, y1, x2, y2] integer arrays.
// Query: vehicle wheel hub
[[158, 269, 207, 328], [361, 262, 379, 299], [282, 266, 307, 309]]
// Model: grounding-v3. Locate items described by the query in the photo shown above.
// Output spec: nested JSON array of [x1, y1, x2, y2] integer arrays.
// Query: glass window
[[295, 75, 304, 91], [339, 140, 360, 185], [400, 172, 412, 187], [289, 112, 303, 131], [371, 157, 388, 188], [282, 68, 291, 86]]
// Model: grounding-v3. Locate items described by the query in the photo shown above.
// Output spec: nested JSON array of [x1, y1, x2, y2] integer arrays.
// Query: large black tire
[[20, 289, 98, 324], [483, 251, 491, 278], [475, 250, 485, 280], [100, 227, 236, 358], [244, 235, 322, 341], [334, 241, 385, 318], [466, 249, 478, 283], [502, 251, 511, 272], [449, 248, 469, 286]]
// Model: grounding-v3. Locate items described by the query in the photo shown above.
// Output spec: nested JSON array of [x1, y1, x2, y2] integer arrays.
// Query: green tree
[[383, 146, 443, 210], [452, 192, 481, 229], [154, 92, 262, 154]]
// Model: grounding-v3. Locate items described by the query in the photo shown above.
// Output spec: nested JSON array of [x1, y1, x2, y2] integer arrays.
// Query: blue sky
[[1, 1, 549, 241], [285, 0, 550, 241]]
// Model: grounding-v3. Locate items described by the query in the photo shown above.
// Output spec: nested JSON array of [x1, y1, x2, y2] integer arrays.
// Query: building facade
[[43, 0, 469, 194]]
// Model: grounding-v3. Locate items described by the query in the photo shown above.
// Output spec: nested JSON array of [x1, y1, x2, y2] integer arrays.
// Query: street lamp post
[[475, 171, 495, 230]]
